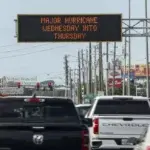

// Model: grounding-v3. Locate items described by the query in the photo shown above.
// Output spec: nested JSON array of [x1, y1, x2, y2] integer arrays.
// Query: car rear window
[[0, 98, 79, 122], [94, 99, 150, 115]]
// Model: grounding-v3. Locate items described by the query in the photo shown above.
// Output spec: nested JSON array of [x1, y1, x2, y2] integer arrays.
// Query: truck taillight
[[93, 118, 99, 134], [146, 146, 150, 150], [81, 130, 89, 150]]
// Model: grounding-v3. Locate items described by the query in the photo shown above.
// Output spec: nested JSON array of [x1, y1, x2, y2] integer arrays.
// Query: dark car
[[0, 95, 92, 150]]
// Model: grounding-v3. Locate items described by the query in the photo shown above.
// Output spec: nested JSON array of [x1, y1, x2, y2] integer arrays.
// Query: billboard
[[110, 64, 150, 78], [17, 14, 122, 42], [135, 64, 150, 77], [121, 65, 135, 73]]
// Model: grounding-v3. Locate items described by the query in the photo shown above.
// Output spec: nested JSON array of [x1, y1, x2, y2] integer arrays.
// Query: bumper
[[91, 139, 135, 150], [91, 145, 134, 149], [91, 148, 133, 150]]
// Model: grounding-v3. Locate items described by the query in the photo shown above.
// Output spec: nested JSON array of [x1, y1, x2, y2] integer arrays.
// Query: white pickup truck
[[86, 96, 150, 150]]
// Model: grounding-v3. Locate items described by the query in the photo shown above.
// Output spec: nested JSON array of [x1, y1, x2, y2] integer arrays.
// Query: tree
[[107, 84, 136, 95]]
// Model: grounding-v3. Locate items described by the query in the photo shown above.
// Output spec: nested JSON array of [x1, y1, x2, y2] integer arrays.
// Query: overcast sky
[[0, 0, 149, 83]]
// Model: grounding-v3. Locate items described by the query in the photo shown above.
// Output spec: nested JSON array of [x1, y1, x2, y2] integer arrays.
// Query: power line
[[0, 43, 47, 48], [0, 44, 17, 48], [0, 44, 68, 60], [0, 44, 49, 54], [36, 71, 64, 76], [1, 72, 64, 78]]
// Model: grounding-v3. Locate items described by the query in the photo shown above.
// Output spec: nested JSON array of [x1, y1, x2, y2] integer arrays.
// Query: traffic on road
[[0, 94, 149, 150], [0, 0, 150, 150]]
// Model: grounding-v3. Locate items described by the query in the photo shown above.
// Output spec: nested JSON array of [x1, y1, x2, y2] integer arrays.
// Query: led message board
[[17, 14, 122, 42]]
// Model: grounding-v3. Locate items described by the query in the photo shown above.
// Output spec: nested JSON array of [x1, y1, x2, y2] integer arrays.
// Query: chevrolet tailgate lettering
[[102, 123, 148, 127]]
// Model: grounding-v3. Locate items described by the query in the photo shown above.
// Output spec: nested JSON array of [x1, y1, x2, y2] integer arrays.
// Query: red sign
[[108, 78, 122, 88]]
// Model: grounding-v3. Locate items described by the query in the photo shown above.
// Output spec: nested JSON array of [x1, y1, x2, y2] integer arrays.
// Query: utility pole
[[101, 50, 104, 91], [94, 46, 97, 94], [128, 0, 131, 95], [88, 43, 92, 94], [81, 49, 86, 95], [145, 0, 149, 98], [64, 55, 69, 97], [123, 37, 127, 95], [106, 42, 109, 95], [112, 42, 116, 95], [85, 49, 89, 94], [73, 69, 77, 104], [69, 68, 73, 99], [99, 42, 103, 91], [78, 50, 82, 103]]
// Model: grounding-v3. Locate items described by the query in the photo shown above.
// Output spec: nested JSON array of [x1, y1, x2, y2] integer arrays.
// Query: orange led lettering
[[40, 17, 50, 24], [55, 17, 61, 23], [54, 33, 86, 40], [40, 17, 61, 24], [82, 25, 98, 31]]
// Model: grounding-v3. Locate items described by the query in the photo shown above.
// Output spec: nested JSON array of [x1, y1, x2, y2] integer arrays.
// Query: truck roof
[[76, 104, 91, 107], [0, 96, 71, 100], [95, 95, 148, 101]]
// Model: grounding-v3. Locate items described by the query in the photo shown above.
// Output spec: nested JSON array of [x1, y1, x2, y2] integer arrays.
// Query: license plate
[[121, 139, 133, 145]]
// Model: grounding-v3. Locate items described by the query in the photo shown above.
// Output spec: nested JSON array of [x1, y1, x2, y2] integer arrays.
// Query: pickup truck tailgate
[[91, 98, 150, 138], [0, 123, 83, 150], [0, 97, 88, 150], [99, 115, 149, 136]]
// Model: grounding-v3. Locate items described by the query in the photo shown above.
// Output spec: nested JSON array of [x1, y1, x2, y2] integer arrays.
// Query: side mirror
[[82, 118, 92, 127]]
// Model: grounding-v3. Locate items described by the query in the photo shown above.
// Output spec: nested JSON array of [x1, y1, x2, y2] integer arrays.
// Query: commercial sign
[[121, 72, 135, 80], [17, 14, 122, 42], [2, 76, 37, 86], [108, 69, 121, 79], [121, 64, 150, 77], [134, 64, 150, 77], [0, 87, 24, 95], [108, 79, 122, 88], [121, 66, 135, 79], [121, 66, 135, 73]]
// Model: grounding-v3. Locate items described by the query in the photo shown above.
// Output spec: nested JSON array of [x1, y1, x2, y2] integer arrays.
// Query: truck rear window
[[0, 98, 79, 122], [94, 100, 150, 115]]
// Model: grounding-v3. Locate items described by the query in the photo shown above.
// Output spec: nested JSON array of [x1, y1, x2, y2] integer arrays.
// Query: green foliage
[[108, 83, 136, 95]]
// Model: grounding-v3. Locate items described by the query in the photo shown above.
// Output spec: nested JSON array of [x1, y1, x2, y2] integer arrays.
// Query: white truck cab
[[86, 95, 150, 150]]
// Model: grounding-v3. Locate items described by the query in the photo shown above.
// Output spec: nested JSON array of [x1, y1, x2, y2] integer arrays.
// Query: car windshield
[[94, 99, 150, 115], [0, 98, 79, 122]]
